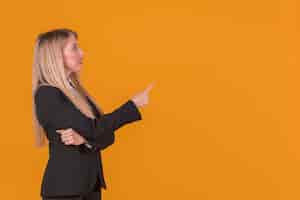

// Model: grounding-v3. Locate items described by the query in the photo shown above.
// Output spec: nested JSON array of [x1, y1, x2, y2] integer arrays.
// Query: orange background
[[0, 0, 299, 199]]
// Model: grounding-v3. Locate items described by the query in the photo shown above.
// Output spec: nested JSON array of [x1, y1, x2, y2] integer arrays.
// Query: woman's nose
[[79, 48, 84, 58]]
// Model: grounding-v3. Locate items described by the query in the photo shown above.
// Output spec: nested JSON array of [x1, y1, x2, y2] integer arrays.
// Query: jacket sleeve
[[34, 86, 88, 142], [34, 86, 142, 152], [81, 99, 142, 152]]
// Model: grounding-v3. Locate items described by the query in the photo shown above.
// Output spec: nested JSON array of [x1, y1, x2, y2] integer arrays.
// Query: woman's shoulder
[[36, 84, 61, 91], [34, 84, 64, 103]]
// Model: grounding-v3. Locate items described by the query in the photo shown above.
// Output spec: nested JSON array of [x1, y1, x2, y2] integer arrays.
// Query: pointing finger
[[144, 82, 155, 93]]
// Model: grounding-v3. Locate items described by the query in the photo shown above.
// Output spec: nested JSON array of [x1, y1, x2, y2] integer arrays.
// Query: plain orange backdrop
[[0, 0, 299, 199]]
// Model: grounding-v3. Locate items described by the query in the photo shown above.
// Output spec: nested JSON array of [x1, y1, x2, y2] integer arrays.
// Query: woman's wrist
[[84, 142, 93, 149], [82, 137, 93, 149], [130, 99, 139, 107]]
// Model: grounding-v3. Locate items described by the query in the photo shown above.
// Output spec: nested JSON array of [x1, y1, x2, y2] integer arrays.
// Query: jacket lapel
[[85, 96, 101, 119]]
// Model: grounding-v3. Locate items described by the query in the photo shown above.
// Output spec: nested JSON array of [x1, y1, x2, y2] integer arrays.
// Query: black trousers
[[42, 178, 102, 200]]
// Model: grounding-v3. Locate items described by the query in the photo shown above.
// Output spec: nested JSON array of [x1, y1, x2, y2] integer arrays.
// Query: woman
[[32, 28, 154, 200]]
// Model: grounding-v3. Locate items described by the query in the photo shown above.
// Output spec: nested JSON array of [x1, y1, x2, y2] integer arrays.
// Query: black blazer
[[34, 85, 142, 198]]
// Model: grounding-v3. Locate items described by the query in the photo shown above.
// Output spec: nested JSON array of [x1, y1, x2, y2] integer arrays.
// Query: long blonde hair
[[32, 28, 103, 148]]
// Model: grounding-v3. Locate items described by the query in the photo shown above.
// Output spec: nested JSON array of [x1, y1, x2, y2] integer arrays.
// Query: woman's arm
[[80, 99, 142, 152], [34, 86, 142, 152]]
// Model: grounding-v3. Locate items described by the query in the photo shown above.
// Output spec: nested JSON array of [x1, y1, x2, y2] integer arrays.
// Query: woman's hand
[[56, 128, 87, 145], [131, 82, 155, 107]]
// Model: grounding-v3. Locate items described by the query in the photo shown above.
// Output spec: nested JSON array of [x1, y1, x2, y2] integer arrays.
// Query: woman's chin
[[75, 65, 82, 71]]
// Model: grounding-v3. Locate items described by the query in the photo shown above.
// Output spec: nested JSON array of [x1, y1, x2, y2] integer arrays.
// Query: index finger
[[144, 82, 155, 93]]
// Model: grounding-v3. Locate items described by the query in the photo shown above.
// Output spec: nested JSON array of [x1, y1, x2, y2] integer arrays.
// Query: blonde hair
[[32, 28, 103, 148]]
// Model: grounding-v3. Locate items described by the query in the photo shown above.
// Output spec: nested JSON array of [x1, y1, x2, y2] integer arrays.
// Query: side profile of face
[[62, 34, 84, 77]]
